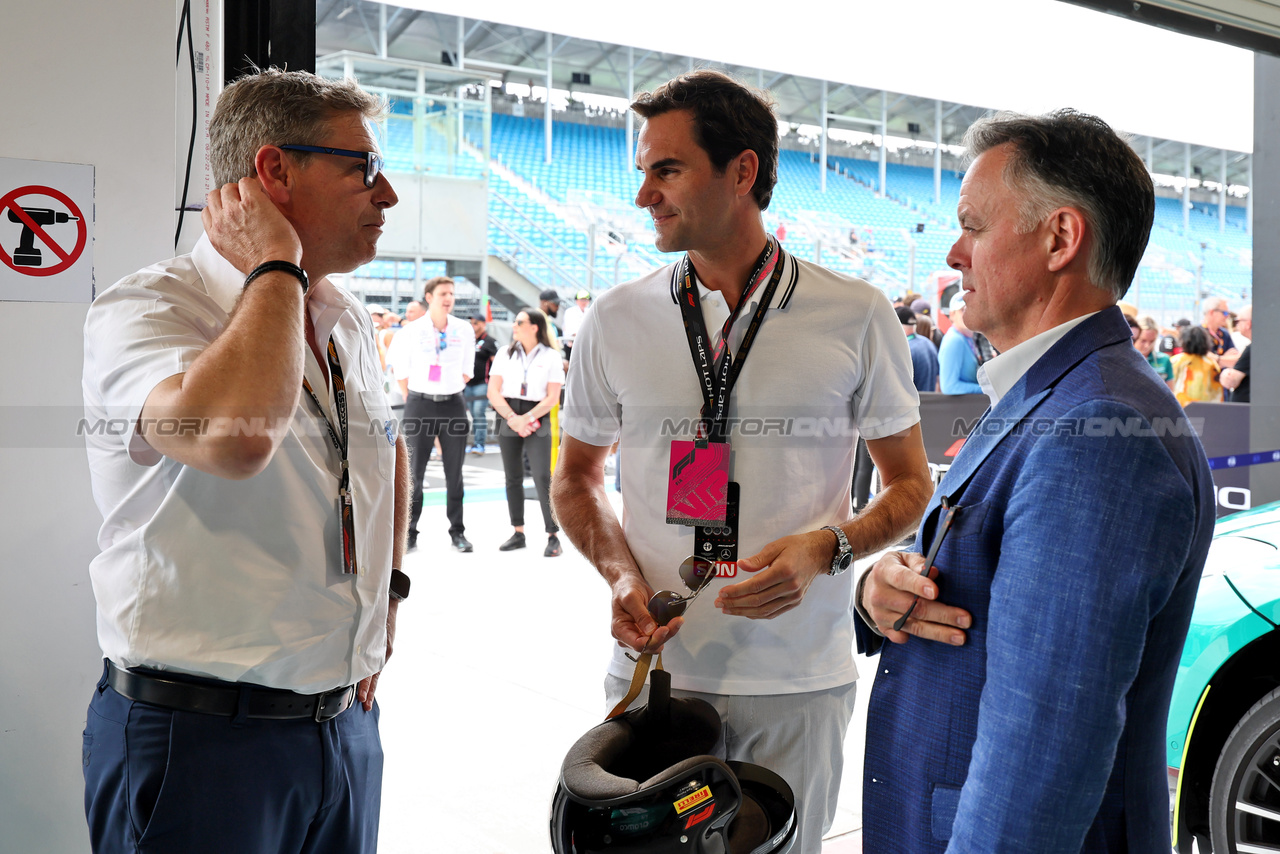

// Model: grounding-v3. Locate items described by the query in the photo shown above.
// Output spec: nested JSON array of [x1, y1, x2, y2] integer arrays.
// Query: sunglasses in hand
[[892, 495, 959, 632], [648, 555, 718, 627]]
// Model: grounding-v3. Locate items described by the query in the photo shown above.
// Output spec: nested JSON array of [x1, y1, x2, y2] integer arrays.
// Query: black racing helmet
[[550, 670, 797, 854]]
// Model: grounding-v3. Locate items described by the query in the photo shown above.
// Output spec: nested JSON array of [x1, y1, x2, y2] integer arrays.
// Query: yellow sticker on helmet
[[674, 785, 712, 815]]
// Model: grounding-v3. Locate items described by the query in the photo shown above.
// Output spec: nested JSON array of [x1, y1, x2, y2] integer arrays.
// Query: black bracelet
[[244, 260, 309, 294]]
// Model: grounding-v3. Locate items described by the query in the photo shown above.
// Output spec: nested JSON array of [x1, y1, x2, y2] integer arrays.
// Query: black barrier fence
[[916, 394, 1257, 519]]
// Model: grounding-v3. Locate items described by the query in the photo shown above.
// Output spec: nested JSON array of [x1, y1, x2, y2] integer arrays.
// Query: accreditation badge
[[665, 439, 730, 525]]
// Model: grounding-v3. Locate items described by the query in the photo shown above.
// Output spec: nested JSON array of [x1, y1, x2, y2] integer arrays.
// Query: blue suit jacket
[[858, 308, 1215, 853]]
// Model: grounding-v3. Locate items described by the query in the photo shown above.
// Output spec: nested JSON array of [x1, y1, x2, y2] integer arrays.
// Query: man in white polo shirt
[[80, 68, 407, 853], [388, 275, 474, 552], [551, 70, 932, 854]]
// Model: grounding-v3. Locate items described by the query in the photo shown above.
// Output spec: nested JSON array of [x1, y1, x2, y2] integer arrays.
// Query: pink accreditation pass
[[428, 364, 442, 382], [666, 440, 730, 525]]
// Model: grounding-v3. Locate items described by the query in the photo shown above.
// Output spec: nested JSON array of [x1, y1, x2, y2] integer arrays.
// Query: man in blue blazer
[[855, 110, 1215, 853]]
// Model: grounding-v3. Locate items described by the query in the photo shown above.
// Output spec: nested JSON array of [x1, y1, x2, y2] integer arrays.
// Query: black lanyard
[[675, 238, 786, 444], [301, 336, 357, 574]]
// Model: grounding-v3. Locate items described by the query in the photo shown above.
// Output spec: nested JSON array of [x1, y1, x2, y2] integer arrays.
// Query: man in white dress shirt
[[80, 68, 408, 853], [388, 275, 474, 552]]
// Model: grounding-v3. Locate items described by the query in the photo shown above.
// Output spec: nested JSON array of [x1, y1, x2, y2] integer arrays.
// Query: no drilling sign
[[0, 157, 94, 303], [0, 185, 87, 276]]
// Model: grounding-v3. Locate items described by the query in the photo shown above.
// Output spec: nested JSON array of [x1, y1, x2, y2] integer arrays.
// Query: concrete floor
[[377, 452, 874, 853]]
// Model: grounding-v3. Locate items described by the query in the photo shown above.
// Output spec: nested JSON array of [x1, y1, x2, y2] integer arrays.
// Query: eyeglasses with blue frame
[[280, 145, 385, 188]]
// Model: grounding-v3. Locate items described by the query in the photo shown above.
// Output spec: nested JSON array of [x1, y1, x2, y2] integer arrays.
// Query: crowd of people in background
[[367, 282, 1250, 551], [361, 281, 589, 558], [888, 290, 1252, 408]]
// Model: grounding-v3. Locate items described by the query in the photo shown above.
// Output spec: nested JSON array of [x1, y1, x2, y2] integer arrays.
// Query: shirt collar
[[976, 311, 1100, 405], [190, 233, 350, 336]]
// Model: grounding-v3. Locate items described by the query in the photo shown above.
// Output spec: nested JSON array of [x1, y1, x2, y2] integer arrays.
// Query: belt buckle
[[314, 685, 355, 722]]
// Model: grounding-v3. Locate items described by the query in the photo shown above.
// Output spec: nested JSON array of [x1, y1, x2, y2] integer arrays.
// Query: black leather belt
[[106, 661, 355, 722], [409, 391, 462, 402]]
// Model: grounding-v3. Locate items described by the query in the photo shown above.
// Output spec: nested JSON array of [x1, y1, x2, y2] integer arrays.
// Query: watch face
[[390, 569, 410, 600], [836, 553, 854, 572]]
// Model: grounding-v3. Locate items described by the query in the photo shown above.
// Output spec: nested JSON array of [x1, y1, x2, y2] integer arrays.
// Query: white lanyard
[[517, 343, 544, 396]]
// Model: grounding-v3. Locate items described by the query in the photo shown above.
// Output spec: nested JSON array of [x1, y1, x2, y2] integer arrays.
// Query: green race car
[[1170, 501, 1280, 852]]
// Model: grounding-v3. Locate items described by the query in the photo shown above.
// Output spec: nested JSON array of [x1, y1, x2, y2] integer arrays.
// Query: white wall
[[0, 2, 174, 851]]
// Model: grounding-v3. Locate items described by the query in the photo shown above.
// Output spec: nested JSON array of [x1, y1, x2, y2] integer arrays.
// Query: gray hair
[[209, 67, 385, 187], [961, 109, 1154, 302], [1201, 296, 1227, 315]]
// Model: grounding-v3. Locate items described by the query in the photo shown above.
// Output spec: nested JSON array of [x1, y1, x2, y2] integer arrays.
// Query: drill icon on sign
[[8, 206, 80, 267]]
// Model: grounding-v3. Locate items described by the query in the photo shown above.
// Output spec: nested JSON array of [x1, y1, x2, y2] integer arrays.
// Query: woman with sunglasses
[[488, 308, 566, 556]]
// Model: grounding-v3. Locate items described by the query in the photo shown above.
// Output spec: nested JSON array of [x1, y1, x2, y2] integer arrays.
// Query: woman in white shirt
[[487, 308, 566, 556]]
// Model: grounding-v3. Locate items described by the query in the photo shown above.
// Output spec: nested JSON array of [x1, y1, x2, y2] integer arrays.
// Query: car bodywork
[[1169, 501, 1280, 852]]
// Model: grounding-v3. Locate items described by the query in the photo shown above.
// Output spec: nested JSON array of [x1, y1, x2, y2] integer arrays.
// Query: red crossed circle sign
[[0, 185, 88, 277]]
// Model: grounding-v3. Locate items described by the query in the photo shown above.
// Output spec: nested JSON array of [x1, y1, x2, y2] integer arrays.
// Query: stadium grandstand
[[316, 4, 1254, 326]]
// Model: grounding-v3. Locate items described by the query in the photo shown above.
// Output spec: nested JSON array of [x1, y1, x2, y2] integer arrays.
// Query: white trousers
[[604, 674, 858, 854]]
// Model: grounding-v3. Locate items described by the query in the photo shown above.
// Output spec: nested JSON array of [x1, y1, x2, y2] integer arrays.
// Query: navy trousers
[[83, 663, 383, 854]]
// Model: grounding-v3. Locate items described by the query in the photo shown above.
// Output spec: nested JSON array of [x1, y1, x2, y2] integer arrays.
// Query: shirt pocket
[[930, 783, 962, 841], [948, 499, 990, 540], [357, 390, 396, 481]]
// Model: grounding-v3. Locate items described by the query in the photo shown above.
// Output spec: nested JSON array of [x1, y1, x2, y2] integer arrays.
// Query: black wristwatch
[[389, 568, 410, 601], [821, 525, 854, 576]]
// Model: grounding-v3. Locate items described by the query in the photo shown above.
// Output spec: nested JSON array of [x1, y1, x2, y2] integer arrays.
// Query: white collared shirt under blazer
[[82, 235, 398, 694]]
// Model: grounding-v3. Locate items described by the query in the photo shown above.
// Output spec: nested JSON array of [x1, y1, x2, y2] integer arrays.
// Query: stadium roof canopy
[[317, 0, 1255, 191]]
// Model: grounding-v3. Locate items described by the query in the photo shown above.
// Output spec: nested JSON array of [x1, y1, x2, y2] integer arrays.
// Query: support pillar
[[454, 17, 464, 160], [1183, 143, 1192, 233], [1248, 154, 1254, 236], [878, 91, 887, 196], [545, 32, 553, 165], [1251, 53, 1280, 504], [413, 68, 425, 172], [933, 99, 942, 206], [1220, 149, 1227, 233], [819, 81, 828, 194], [626, 46, 634, 171], [378, 3, 386, 58]]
